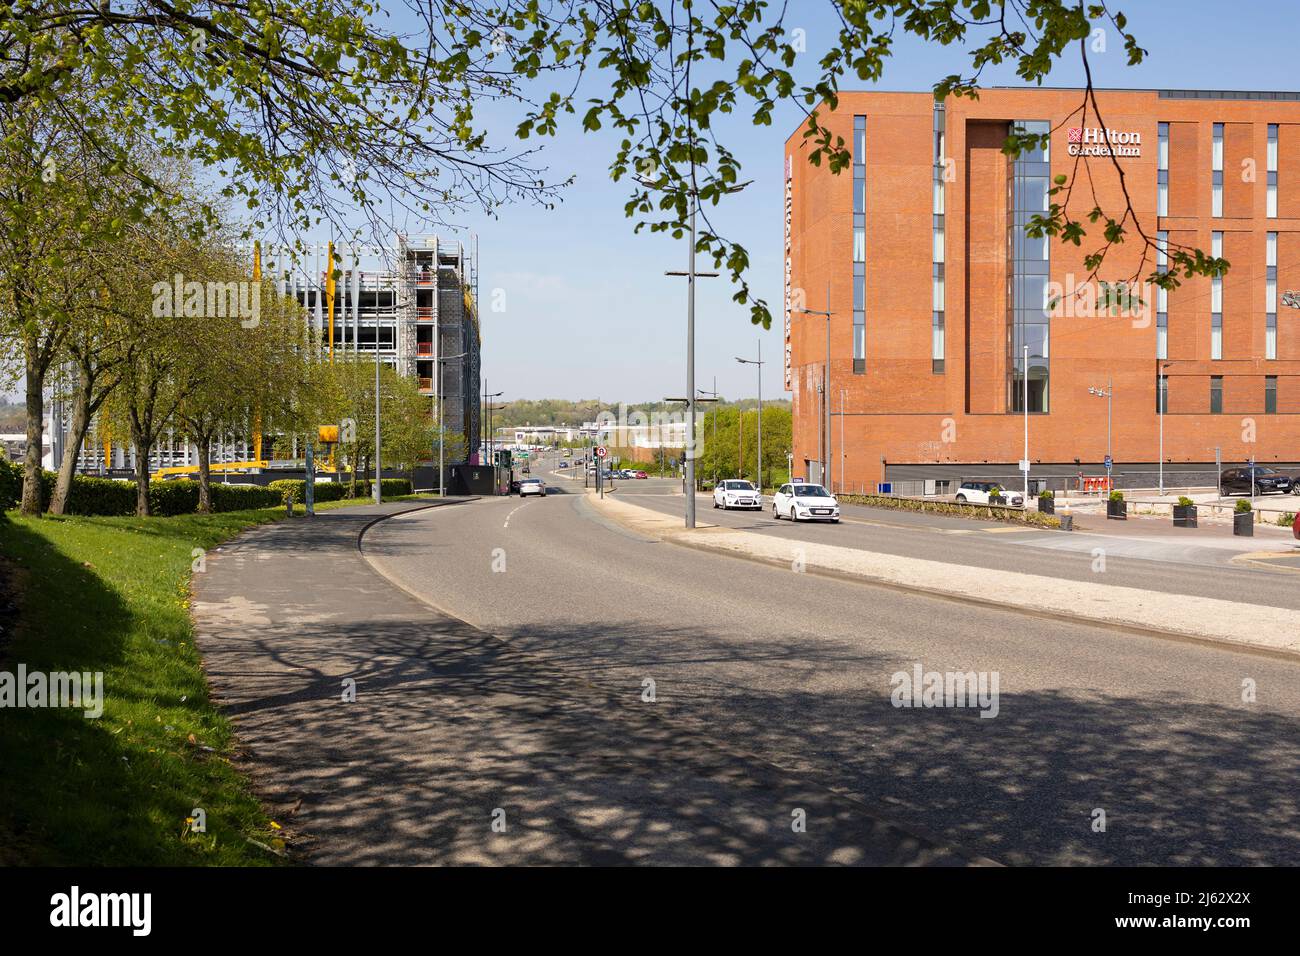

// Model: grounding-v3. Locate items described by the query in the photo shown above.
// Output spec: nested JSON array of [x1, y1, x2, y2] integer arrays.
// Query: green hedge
[[267, 477, 413, 504], [0, 460, 279, 516], [838, 492, 1063, 529]]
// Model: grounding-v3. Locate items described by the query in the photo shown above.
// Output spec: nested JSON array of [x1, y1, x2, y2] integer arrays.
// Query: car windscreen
[[724, 481, 755, 490], [792, 485, 829, 497]]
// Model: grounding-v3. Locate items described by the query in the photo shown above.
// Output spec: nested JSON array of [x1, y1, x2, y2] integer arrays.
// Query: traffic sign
[[595, 446, 608, 459], [1103, 455, 1113, 470], [1018, 459, 1031, 473]]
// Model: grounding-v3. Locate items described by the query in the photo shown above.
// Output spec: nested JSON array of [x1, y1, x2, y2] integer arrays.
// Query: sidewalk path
[[191, 499, 980, 866], [593, 494, 1300, 658]]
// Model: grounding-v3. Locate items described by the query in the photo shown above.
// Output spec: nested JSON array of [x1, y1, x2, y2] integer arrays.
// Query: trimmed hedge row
[[0, 459, 281, 515], [838, 492, 1063, 529], [267, 477, 413, 504]]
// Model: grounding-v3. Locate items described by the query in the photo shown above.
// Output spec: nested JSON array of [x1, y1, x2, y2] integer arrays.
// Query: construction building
[[56, 234, 480, 476]]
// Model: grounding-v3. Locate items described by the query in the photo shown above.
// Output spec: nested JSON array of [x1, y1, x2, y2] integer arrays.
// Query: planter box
[[1106, 499, 1127, 520], [990, 495, 1007, 506], [1233, 511, 1254, 536], [1037, 497, 1055, 515], [1057, 512, 1073, 532], [1172, 504, 1198, 528]]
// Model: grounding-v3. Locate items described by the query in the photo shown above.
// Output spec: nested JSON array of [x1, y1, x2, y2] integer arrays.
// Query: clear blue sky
[[451, 0, 1299, 404], [13, 2, 1294, 408]]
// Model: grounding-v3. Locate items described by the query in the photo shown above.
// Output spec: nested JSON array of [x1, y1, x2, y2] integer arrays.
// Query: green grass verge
[[0, 493, 437, 865]]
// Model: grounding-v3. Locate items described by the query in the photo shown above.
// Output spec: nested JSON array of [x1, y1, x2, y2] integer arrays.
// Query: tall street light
[[1158, 361, 1178, 496], [644, 172, 742, 529], [436, 350, 467, 497], [735, 341, 764, 488], [798, 283, 833, 491], [1088, 377, 1114, 489], [662, 197, 720, 530]]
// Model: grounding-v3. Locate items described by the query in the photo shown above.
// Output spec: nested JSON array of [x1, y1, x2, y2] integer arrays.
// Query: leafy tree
[[446, 0, 1226, 325]]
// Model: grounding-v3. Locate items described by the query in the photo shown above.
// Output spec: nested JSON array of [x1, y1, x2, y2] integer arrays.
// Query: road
[[363, 458, 1300, 865], [569, 470, 1300, 609]]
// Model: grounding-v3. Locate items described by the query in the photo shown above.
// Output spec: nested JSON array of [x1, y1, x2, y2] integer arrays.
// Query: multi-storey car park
[[50, 234, 481, 480], [783, 88, 1300, 496]]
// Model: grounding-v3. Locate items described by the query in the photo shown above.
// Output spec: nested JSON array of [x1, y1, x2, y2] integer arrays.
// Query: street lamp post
[[436, 350, 467, 497], [1088, 377, 1114, 490], [735, 341, 764, 488], [1022, 345, 1029, 505], [798, 285, 833, 490], [1158, 361, 1176, 497]]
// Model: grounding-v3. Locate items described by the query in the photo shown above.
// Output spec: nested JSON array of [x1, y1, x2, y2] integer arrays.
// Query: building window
[[1211, 231, 1223, 360], [853, 114, 866, 373], [1156, 230, 1168, 360], [932, 102, 946, 374], [1265, 375, 1278, 414], [1267, 231, 1278, 360], [1211, 122, 1223, 217], [1267, 124, 1278, 219], [1210, 375, 1223, 414], [1008, 120, 1050, 413], [1157, 122, 1169, 216]]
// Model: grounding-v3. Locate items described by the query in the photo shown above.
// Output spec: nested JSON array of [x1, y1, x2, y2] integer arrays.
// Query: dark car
[[1220, 467, 1295, 496]]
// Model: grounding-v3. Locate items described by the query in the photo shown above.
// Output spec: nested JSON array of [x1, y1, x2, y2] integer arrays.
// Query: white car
[[953, 481, 1023, 508], [518, 477, 546, 497], [772, 482, 840, 522], [713, 479, 762, 510]]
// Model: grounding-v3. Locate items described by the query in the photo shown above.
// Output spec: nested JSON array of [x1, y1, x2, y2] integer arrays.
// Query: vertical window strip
[[853, 115, 866, 373], [1007, 120, 1050, 413], [1210, 376, 1223, 414], [1268, 124, 1278, 219], [932, 103, 945, 372], [1157, 122, 1169, 216], [1212, 123, 1223, 217], [1265, 376, 1278, 414]]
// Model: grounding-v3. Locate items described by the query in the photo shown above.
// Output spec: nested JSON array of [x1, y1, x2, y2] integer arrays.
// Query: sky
[[443, 0, 1300, 404], [12, 1, 1298, 407]]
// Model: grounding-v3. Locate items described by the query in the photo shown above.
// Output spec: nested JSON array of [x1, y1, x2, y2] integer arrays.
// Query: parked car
[[518, 477, 547, 497], [713, 479, 762, 510], [633, 470, 648, 479], [558, 461, 569, 468], [1220, 467, 1295, 496], [954, 481, 1024, 508], [772, 482, 839, 522]]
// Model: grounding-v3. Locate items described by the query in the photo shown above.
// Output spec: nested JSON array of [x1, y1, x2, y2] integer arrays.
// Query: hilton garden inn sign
[[1066, 126, 1142, 157]]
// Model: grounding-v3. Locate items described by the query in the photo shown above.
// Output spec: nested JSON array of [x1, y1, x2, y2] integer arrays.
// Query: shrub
[[356, 478, 413, 498], [1277, 511, 1296, 527], [1108, 489, 1125, 502], [0, 458, 20, 511], [1038, 489, 1054, 499], [837, 493, 1061, 529], [266, 479, 348, 505], [1235, 498, 1252, 513], [1177, 496, 1195, 508], [208, 483, 283, 511]]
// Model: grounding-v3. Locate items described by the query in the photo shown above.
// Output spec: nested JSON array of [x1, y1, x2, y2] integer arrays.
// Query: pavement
[[190, 497, 980, 866]]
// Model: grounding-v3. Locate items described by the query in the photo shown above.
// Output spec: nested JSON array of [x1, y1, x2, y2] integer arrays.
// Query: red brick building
[[783, 88, 1300, 494]]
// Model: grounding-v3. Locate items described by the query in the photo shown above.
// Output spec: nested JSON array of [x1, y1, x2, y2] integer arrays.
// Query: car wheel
[[1220, 488, 1229, 497], [772, 504, 780, 519], [955, 494, 967, 503]]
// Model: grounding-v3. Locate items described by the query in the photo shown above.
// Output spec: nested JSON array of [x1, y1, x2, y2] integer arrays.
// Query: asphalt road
[[364, 475, 1300, 866], [562, 470, 1300, 611]]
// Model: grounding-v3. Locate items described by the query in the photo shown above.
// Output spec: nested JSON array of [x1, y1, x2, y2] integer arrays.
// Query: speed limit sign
[[595, 446, 608, 459]]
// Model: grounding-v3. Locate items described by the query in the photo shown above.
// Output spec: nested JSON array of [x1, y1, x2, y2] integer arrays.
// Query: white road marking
[[504, 502, 528, 528]]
